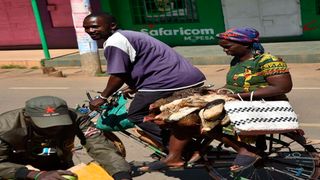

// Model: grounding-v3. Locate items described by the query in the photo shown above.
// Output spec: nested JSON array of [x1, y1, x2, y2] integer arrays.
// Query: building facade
[[1, 0, 320, 49]]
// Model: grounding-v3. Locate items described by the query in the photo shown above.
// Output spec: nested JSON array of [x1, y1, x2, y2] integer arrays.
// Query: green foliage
[[95, 72, 108, 77], [30, 66, 40, 69], [0, 64, 27, 69]]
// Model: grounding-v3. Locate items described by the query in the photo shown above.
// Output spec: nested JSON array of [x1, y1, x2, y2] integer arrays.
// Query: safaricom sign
[[141, 27, 215, 41]]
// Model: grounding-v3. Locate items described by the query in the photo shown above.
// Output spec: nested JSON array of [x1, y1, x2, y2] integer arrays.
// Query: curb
[[0, 60, 41, 68], [43, 54, 320, 67]]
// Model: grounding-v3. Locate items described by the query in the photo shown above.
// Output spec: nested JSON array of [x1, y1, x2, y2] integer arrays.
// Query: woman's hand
[[245, 74, 293, 100], [216, 87, 234, 95]]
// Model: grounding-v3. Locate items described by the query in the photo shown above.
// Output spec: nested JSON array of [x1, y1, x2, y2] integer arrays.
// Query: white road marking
[[293, 87, 320, 90], [9, 87, 69, 90]]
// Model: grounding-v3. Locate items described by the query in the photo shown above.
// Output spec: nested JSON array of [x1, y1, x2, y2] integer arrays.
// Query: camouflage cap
[[25, 96, 73, 128]]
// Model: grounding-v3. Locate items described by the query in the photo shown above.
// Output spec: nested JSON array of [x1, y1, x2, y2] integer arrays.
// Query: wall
[[0, 0, 78, 49], [0, 0, 319, 49], [101, 0, 320, 45], [248, 0, 320, 42], [300, 0, 320, 39], [0, 0, 40, 47]]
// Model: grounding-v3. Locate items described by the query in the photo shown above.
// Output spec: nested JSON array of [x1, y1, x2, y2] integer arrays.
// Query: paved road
[[0, 63, 319, 179]]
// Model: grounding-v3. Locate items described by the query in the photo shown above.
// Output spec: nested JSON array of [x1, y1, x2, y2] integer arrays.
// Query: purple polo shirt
[[103, 30, 206, 92]]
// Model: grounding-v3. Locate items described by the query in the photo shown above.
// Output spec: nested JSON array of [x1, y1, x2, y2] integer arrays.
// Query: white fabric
[[168, 107, 199, 121], [103, 32, 136, 63]]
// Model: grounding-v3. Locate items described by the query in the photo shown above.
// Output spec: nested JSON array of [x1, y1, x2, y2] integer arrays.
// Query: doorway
[[221, 0, 303, 37]]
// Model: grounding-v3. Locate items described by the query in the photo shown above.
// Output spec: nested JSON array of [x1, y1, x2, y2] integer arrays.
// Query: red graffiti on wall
[[303, 20, 319, 31]]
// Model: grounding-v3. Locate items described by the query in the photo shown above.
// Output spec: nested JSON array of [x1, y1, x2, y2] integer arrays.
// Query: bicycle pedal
[[185, 162, 206, 169], [129, 160, 149, 167]]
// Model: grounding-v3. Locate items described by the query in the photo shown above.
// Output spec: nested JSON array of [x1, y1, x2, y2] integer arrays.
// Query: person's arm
[[0, 110, 30, 179], [76, 116, 132, 180], [229, 54, 292, 100], [229, 73, 292, 100], [90, 43, 133, 109], [0, 139, 28, 179], [89, 74, 127, 110], [0, 140, 75, 180], [1, 140, 76, 180], [101, 74, 127, 98]]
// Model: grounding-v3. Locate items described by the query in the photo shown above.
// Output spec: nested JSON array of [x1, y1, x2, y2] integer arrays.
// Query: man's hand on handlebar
[[89, 97, 107, 110]]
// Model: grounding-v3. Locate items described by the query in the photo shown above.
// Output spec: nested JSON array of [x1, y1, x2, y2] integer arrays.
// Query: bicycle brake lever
[[86, 91, 93, 101]]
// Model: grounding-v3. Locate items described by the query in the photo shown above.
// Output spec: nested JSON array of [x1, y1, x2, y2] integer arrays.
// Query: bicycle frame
[[77, 91, 167, 158], [77, 91, 320, 179]]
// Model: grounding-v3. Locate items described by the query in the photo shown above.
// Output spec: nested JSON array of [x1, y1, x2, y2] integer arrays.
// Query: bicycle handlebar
[[86, 91, 93, 102], [85, 91, 123, 107]]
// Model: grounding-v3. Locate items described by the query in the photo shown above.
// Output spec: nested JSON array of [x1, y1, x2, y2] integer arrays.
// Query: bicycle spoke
[[264, 167, 307, 180], [206, 133, 319, 179]]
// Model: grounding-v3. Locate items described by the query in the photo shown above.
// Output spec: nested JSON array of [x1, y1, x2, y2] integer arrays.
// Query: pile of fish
[[144, 86, 236, 133]]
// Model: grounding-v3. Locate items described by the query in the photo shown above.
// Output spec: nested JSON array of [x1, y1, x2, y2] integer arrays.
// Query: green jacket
[[0, 108, 131, 179]]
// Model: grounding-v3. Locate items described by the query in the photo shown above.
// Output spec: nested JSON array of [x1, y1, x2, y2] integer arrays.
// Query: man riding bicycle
[[83, 12, 206, 171]]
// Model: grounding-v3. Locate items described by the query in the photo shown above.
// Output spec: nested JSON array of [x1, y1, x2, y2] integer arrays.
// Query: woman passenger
[[215, 27, 293, 172]]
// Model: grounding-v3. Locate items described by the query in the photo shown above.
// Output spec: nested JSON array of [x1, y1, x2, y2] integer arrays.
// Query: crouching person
[[0, 96, 132, 180]]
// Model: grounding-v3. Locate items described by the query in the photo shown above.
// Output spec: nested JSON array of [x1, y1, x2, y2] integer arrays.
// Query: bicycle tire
[[205, 131, 319, 180]]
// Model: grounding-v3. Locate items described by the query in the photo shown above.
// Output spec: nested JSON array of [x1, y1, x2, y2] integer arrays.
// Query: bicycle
[[77, 91, 320, 180]]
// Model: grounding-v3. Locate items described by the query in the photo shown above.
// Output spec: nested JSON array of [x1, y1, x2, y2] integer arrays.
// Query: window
[[47, 0, 73, 27], [131, 0, 198, 24]]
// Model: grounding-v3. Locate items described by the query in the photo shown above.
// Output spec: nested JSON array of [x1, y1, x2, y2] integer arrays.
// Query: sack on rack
[[96, 94, 135, 132], [224, 92, 299, 135]]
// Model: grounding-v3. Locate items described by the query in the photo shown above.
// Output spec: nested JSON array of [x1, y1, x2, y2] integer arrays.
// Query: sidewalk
[[0, 49, 78, 68], [0, 41, 320, 68]]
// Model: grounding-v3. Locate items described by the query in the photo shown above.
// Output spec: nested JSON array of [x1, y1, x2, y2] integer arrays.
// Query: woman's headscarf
[[217, 27, 265, 54]]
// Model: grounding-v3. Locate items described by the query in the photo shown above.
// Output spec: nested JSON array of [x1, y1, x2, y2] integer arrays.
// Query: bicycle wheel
[[205, 131, 319, 180]]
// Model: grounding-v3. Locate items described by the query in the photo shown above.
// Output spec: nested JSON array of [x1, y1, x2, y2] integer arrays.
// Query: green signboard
[[100, 0, 320, 46], [101, 0, 225, 46]]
